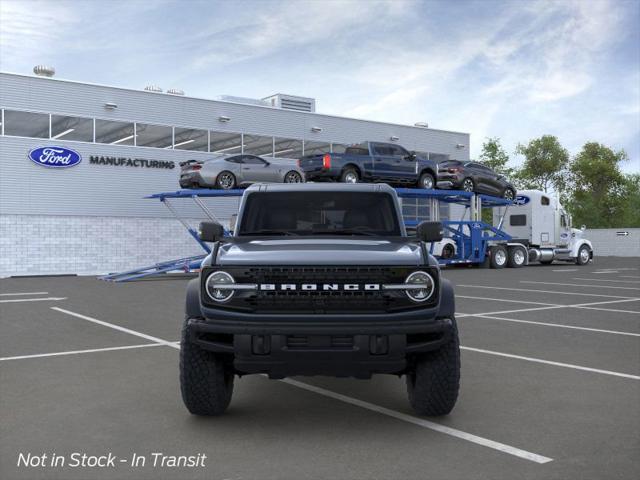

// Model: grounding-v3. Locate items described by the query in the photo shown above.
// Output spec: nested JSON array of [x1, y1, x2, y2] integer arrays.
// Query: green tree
[[618, 174, 640, 227], [566, 142, 631, 228], [515, 135, 569, 193], [479, 137, 514, 177]]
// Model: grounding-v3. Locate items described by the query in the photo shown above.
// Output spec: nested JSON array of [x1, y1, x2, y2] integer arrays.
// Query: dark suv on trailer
[[437, 160, 516, 199], [181, 183, 460, 416]]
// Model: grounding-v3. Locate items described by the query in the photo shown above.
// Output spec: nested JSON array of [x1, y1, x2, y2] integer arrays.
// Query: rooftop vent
[[144, 85, 163, 93], [414, 122, 429, 128], [33, 65, 55, 77], [167, 88, 185, 96], [262, 94, 316, 113], [217, 95, 270, 107]]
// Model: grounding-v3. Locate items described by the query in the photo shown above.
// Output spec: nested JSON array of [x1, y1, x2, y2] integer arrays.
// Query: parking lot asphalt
[[1, 257, 639, 480]]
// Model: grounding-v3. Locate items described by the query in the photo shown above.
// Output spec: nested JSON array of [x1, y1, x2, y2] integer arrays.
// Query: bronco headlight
[[405, 271, 435, 302], [205, 271, 235, 303]]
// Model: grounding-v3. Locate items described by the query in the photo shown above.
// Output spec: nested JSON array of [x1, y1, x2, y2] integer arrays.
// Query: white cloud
[[0, 0, 78, 68]]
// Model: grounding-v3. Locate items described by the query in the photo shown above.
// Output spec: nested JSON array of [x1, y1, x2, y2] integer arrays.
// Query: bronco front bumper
[[186, 315, 454, 378]]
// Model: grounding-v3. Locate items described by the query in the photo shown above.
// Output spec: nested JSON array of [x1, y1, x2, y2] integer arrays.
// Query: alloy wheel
[[285, 171, 302, 183]]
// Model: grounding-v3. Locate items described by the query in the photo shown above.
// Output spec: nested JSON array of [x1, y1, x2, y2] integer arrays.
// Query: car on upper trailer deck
[[437, 160, 516, 200], [298, 141, 439, 189], [179, 155, 304, 190]]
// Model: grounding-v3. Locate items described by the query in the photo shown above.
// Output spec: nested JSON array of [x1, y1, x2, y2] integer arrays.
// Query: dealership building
[[0, 69, 470, 277]]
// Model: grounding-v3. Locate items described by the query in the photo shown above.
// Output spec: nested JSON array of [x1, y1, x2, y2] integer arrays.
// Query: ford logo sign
[[28, 146, 82, 168], [514, 195, 530, 205]]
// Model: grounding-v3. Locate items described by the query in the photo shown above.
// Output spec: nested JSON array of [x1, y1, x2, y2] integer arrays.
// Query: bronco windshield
[[238, 192, 402, 236]]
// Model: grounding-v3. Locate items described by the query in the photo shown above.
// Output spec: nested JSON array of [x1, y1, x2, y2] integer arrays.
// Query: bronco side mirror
[[199, 221, 225, 242], [416, 221, 444, 242]]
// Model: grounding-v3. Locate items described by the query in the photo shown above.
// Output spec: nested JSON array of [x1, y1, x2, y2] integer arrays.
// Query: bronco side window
[[541, 196, 550, 205]]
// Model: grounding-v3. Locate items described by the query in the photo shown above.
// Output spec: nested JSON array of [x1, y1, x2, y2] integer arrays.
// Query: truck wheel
[[507, 246, 526, 268], [419, 172, 435, 189], [180, 318, 234, 416], [441, 243, 455, 259], [340, 168, 359, 184], [462, 178, 475, 192], [284, 171, 303, 183], [406, 318, 460, 416], [503, 188, 516, 201], [576, 245, 591, 265], [216, 171, 236, 190], [489, 245, 507, 269]]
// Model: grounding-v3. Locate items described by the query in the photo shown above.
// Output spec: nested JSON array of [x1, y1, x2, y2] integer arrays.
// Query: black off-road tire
[[406, 318, 460, 416], [180, 318, 234, 416]]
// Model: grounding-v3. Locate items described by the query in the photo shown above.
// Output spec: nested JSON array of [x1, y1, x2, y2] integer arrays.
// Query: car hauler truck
[[491, 190, 593, 266]]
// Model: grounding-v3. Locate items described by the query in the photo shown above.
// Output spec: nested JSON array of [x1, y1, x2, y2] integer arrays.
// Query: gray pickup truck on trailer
[[181, 183, 460, 416]]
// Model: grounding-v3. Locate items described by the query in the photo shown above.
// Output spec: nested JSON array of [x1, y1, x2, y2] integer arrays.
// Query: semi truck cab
[[494, 190, 593, 265]]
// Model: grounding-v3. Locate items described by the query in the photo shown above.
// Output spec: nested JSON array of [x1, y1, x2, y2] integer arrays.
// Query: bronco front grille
[[201, 265, 438, 314]]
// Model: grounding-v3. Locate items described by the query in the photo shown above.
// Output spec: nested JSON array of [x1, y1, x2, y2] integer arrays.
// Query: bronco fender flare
[[437, 278, 455, 319], [186, 278, 203, 318]]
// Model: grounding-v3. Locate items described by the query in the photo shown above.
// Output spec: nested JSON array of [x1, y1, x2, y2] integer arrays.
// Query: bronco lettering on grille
[[259, 284, 381, 291]]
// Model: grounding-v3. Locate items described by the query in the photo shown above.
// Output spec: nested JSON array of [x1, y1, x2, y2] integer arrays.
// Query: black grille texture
[[201, 266, 438, 314]]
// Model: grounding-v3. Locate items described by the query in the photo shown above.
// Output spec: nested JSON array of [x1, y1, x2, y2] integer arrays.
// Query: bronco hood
[[216, 238, 423, 265]]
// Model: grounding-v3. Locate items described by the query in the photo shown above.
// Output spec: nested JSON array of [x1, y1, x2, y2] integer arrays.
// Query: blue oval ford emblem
[[514, 195, 530, 205], [28, 146, 82, 168]]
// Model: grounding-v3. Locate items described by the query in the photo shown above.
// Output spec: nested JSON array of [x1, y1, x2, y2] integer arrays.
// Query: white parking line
[[281, 378, 553, 464], [456, 295, 557, 306], [457, 298, 640, 318], [0, 343, 164, 361], [521, 281, 640, 291], [552, 269, 578, 272], [575, 305, 640, 315], [0, 292, 49, 296], [0, 297, 67, 303], [46, 307, 556, 463], [51, 307, 179, 348], [572, 278, 640, 284], [462, 315, 640, 337], [461, 347, 640, 380], [621, 276, 640, 279], [456, 284, 636, 299]]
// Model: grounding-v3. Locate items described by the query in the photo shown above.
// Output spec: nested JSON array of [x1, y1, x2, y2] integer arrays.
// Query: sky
[[1, 0, 639, 172]]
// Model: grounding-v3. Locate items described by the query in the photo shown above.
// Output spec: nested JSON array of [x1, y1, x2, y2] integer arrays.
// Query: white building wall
[[0, 215, 215, 277], [586, 228, 640, 257]]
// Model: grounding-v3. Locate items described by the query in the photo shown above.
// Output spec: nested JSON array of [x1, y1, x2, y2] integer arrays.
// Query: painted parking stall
[[1, 257, 638, 479]]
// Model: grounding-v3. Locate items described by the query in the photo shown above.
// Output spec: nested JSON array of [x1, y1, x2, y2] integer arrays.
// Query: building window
[[244, 134, 274, 156], [135, 123, 173, 149], [3, 110, 49, 138], [51, 114, 93, 142], [303, 140, 330, 156], [210, 131, 243, 154], [273, 137, 303, 158], [174, 127, 208, 151], [95, 119, 135, 145]]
